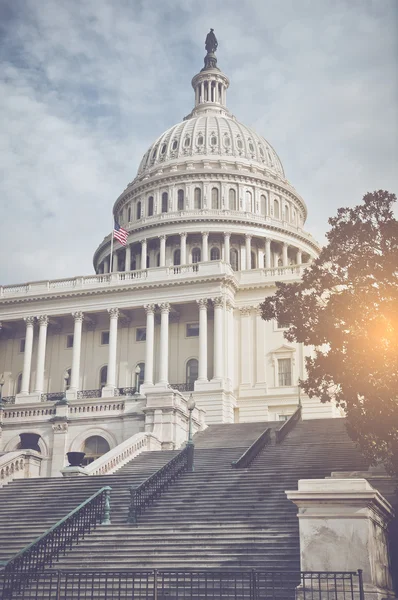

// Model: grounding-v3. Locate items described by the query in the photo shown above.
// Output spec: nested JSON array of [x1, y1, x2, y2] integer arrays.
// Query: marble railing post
[[104, 308, 119, 392], [265, 238, 271, 269], [202, 232, 209, 262], [212, 297, 224, 381], [69, 312, 84, 392], [197, 299, 208, 382], [20, 316, 35, 395], [141, 239, 147, 270], [157, 303, 170, 386], [144, 304, 155, 386], [180, 232, 187, 265], [224, 232, 230, 264], [245, 235, 252, 270], [33, 315, 49, 395], [159, 235, 166, 267]]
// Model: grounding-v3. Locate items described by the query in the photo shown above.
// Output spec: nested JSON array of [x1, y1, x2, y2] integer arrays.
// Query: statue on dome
[[205, 29, 218, 54]]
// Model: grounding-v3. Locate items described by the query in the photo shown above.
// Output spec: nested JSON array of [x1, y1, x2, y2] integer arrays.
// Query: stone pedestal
[[286, 479, 396, 600], [61, 466, 89, 477]]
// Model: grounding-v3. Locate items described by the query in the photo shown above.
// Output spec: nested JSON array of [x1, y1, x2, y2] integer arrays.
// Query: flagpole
[[110, 215, 114, 274]]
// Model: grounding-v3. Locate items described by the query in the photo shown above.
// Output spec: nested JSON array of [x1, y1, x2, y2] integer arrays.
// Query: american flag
[[113, 222, 128, 246]]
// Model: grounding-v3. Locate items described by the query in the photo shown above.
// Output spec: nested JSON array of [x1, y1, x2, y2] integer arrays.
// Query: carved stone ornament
[[37, 315, 49, 326], [24, 316, 35, 327], [144, 304, 156, 315], [52, 422, 68, 433], [226, 299, 235, 312], [108, 307, 119, 319], [239, 306, 252, 317], [72, 312, 84, 323], [159, 302, 171, 313], [197, 298, 208, 309], [212, 297, 224, 308]]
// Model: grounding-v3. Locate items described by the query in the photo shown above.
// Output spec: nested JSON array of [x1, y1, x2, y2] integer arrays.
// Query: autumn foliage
[[260, 191, 398, 474]]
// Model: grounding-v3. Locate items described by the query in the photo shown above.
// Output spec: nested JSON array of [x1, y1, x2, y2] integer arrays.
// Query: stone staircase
[[0, 418, 376, 597]]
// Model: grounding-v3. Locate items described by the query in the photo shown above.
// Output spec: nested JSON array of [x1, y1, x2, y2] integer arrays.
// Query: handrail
[[232, 428, 272, 469], [1, 486, 111, 597], [275, 405, 302, 444], [128, 445, 192, 524]]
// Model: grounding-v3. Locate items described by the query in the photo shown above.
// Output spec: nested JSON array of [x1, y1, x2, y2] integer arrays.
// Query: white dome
[[137, 114, 285, 178]]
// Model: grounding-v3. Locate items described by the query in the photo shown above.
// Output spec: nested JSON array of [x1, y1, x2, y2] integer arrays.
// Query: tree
[[260, 191, 398, 474]]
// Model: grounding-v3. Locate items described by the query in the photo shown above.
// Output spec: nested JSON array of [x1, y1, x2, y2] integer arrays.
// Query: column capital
[[144, 304, 156, 315], [108, 307, 119, 319], [212, 296, 224, 308], [140, 238, 147, 245], [72, 311, 84, 322], [180, 232, 187, 238], [202, 231, 209, 238], [24, 316, 35, 326], [283, 241, 288, 248], [37, 315, 49, 326], [239, 306, 252, 316], [159, 234, 166, 241], [245, 234, 252, 240], [159, 302, 171, 314], [223, 232, 231, 238], [226, 299, 235, 312], [197, 298, 208, 309]]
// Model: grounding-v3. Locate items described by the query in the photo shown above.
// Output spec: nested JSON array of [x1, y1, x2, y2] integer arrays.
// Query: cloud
[[0, 0, 397, 284]]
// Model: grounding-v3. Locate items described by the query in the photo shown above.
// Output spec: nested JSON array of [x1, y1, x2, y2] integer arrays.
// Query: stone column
[[226, 300, 234, 386], [20, 316, 35, 395], [51, 421, 69, 477], [69, 312, 84, 393], [265, 238, 271, 269], [224, 232, 230, 264], [239, 307, 252, 387], [159, 235, 166, 267], [104, 308, 119, 394], [33, 315, 49, 395], [297, 249, 302, 265], [141, 239, 147, 270], [212, 297, 224, 381], [143, 304, 155, 386], [103, 257, 109, 274], [202, 232, 209, 262], [157, 303, 170, 386], [245, 235, 252, 270], [180, 232, 187, 265], [197, 299, 208, 382], [125, 244, 131, 272], [282, 243, 288, 267], [113, 251, 119, 272]]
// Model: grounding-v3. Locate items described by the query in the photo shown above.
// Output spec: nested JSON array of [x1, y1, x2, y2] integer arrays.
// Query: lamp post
[[186, 393, 195, 471], [0, 373, 5, 408], [134, 365, 141, 394]]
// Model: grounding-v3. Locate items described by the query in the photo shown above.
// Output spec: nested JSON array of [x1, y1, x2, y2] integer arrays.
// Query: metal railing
[[275, 405, 302, 444], [170, 382, 195, 392], [0, 569, 365, 600], [76, 389, 102, 399], [40, 392, 65, 402], [232, 428, 272, 468], [1, 396, 15, 404], [1, 486, 111, 598], [128, 445, 191, 524]]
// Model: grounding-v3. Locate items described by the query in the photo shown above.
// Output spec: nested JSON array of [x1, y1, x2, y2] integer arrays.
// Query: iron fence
[[0, 569, 365, 600]]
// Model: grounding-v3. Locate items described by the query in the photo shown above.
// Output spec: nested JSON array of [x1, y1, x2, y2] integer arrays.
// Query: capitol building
[[0, 32, 339, 479]]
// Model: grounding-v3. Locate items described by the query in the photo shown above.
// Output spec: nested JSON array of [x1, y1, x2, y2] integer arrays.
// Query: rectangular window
[[66, 334, 74, 348], [278, 358, 292, 386], [101, 331, 110, 345], [19, 339, 25, 353], [276, 317, 290, 329], [186, 323, 199, 337], [278, 414, 291, 422], [136, 327, 146, 342]]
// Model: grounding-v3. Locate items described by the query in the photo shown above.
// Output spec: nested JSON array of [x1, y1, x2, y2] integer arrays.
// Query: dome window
[[249, 143, 254, 153], [152, 147, 158, 159], [197, 135, 204, 146], [237, 138, 243, 150], [160, 143, 167, 155], [148, 196, 154, 216], [259, 146, 265, 157], [210, 135, 217, 146], [184, 137, 191, 148], [210, 247, 220, 261], [192, 247, 201, 263], [194, 187, 202, 209], [229, 189, 237, 211], [177, 189, 184, 211], [224, 136, 231, 147], [172, 140, 178, 150]]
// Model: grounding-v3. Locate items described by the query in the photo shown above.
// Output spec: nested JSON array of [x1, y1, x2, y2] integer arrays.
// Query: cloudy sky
[[1, 0, 397, 285]]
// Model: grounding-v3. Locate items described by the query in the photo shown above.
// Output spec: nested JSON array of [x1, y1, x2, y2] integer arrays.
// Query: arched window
[[135, 362, 145, 387], [273, 199, 280, 219], [229, 189, 236, 211], [174, 249, 181, 266], [246, 191, 253, 212], [136, 201, 141, 220], [283, 205, 289, 221], [100, 366, 107, 389], [127, 206, 131, 222], [148, 196, 154, 216], [161, 192, 168, 213], [82, 436, 110, 466], [211, 187, 219, 209], [251, 251, 257, 269], [16, 373, 22, 395], [177, 189, 184, 211], [260, 195, 267, 216], [192, 247, 201, 263], [210, 247, 220, 261], [194, 187, 202, 209], [186, 359, 198, 388], [230, 248, 239, 271]]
